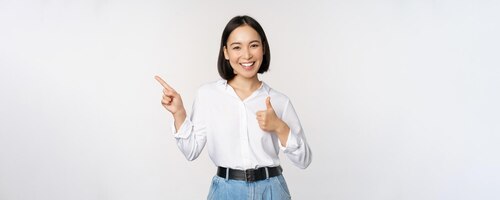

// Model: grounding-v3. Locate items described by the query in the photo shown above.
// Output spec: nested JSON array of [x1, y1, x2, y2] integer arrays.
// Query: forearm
[[279, 121, 312, 169], [173, 109, 187, 132], [275, 120, 290, 146], [171, 110, 207, 161]]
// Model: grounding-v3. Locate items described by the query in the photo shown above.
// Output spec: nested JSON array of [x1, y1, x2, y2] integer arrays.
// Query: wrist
[[275, 120, 288, 135], [173, 109, 186, 120], [274, 120, 290, 146], [173, 109, 187, 132]]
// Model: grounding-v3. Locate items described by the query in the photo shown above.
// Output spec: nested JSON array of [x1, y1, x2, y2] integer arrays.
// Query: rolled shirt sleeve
[[172, 116, 192, 139], [171, 96, 207, 161], [278, 100, 312, 169]]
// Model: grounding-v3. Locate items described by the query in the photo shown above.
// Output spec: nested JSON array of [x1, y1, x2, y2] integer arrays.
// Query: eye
[[232, 46, 241, 50], [250, 44, 260, 48]]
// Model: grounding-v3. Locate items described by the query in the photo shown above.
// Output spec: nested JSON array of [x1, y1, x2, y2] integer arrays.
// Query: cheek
[[229, 57, 239, 66], [253, 49, 264, 60], [254, 47, 264, 56], [228, 52, 240, 61], [228, 54, 240, 68]]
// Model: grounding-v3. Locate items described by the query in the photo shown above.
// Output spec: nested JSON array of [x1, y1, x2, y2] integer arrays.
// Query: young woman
[[155, 15, 312, 200]]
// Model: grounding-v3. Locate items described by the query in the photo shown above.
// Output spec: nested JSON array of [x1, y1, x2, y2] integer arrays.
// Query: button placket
[[239, 101, 251, 168]]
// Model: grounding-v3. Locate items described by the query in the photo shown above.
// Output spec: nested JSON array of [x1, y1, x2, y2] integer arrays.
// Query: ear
[[223, 46, 229, 60]]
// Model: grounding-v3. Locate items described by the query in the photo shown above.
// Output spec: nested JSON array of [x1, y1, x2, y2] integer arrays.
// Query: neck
[[228, 75, 261, 91]]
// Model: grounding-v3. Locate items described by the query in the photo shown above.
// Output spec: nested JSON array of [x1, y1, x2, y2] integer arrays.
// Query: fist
[[256, 96, 283, 132]]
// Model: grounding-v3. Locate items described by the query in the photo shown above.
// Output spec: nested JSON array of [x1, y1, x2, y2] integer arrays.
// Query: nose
[[242, 47, 252, 59]]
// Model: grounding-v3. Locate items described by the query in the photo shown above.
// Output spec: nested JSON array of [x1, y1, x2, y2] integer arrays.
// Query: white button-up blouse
[[172, 79, 312, 170]]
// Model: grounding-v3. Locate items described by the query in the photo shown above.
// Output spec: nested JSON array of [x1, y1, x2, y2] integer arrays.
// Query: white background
[[1, 0, 499, 199]]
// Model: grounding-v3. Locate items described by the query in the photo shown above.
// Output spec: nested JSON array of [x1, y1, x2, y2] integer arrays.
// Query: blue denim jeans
[[207, 175, 292, 200]]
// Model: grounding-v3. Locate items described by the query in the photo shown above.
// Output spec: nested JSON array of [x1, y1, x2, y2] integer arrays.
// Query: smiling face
[[223, 25, 264, 80]]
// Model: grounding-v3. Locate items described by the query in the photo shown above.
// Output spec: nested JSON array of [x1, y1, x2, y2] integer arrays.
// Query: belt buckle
[[244, 169, 256, 182]]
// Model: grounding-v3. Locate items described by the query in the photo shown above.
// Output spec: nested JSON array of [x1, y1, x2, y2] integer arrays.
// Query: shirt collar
[[217, 79, 270, 96]]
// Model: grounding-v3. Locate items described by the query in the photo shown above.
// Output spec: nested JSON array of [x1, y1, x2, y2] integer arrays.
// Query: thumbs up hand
[[257, 96, 290, 145], [256, 97, 286, 133]]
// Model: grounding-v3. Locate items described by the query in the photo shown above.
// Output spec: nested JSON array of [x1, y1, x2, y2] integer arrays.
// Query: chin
[[236, 72, 258, 79]]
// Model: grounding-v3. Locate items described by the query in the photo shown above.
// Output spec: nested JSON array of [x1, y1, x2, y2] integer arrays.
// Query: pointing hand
[[154, 75, 186, 117]]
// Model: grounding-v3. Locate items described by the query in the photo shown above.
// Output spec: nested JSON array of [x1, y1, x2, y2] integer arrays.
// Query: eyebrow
[[229, 40, 261, 46]]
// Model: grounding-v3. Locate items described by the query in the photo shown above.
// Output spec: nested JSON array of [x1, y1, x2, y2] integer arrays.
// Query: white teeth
[[241, 62, 254, 67]]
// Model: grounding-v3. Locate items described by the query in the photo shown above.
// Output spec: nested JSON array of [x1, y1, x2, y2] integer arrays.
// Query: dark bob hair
[[217, 15, 271, 80]]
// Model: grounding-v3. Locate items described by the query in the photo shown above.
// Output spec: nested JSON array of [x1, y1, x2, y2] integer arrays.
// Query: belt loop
[[265, 167, 269, 179], [225, 167, 229, 180]]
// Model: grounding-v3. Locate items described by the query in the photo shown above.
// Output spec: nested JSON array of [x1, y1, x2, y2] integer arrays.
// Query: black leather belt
[[217, 166, 283, 182]]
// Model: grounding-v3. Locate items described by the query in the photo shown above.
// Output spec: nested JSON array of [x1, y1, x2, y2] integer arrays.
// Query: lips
[[240, 62, 255, 70]]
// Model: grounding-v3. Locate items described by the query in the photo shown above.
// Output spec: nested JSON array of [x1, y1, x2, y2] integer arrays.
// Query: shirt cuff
[[171, 116, 193, 139], [279, 129, 301, 152]]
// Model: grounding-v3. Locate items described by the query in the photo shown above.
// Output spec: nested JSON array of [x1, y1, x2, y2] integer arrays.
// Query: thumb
[[265, 96, 273, 110]]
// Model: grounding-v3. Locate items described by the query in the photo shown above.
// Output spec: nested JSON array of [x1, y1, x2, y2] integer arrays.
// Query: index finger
[[154, 75, 174, 91]]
